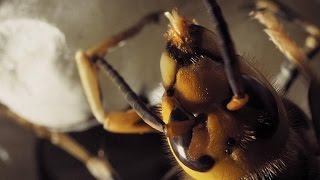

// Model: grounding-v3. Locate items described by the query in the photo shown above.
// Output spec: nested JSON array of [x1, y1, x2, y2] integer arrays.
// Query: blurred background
[[0, 0, 319, 179]]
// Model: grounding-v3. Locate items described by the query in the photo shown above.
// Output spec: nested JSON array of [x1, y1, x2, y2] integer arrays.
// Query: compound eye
[[243, 75, 279, 138], [166, 107, 215, 172]]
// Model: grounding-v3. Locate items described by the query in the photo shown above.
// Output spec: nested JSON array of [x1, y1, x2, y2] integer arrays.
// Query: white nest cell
[[0, 18, 94, 131]]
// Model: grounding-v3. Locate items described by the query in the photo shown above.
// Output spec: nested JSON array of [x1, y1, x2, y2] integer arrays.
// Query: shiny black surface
[[168, 134, 215, 172], [167, 108, 215, 172]]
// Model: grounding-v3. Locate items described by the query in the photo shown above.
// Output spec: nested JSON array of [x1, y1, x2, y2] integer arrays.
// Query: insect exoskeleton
[[160, 10, 303, 180]]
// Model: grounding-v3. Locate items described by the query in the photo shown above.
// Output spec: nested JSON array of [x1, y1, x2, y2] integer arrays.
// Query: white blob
[[147, 84, 164, 105], [0, 145, 10, 163], [0, 18, 93, 131]]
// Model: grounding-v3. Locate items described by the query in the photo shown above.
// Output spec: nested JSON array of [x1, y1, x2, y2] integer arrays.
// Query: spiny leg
[[251, 10, 317, 84], [254, 0, 320, 39], [0, 104, 118, 180], [252, 0, 320, 93], [76, 12, 162, 134]]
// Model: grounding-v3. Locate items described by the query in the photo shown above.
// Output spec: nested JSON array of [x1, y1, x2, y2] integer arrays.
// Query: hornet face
[[82, 0, 319, 179], [160, 10, 295, 180]]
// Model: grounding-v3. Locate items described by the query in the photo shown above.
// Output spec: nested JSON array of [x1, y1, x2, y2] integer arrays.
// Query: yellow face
[[161, 55, 291, 179], [160, 12, 290, 179]]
